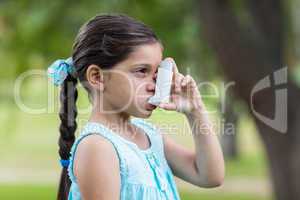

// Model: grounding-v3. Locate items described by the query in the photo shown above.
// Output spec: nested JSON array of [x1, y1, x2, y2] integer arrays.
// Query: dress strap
[[67, 122, 128, 183]]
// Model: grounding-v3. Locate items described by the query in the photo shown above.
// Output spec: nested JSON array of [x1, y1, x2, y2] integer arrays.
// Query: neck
[[88, 100, 132, 135]]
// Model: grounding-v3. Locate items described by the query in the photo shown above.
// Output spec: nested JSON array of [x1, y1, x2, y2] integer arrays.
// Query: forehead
[[115, 42, 163, 70]]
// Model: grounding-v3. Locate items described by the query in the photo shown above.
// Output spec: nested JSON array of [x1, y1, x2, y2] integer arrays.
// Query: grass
[[0, 184, 56, 200], [182, 192, 270, 200], [0, 184, 270, 200]]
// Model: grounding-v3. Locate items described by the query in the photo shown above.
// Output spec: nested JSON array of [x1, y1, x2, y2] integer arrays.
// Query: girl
[[48, 14, 224, 200]]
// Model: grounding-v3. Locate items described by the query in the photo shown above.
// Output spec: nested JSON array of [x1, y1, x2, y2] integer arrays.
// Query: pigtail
[[57, 74, 78, 200]]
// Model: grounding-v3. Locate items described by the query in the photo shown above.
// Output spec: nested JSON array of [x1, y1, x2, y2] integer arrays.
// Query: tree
[[197, 0, 300, 199]]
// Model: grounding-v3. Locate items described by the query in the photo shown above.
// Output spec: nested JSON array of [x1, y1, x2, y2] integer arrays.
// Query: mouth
[[145, 102, 157, 111]]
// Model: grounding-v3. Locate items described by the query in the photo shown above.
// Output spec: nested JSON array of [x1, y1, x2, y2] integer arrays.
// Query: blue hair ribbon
[[47, 57, 75, 86], [60, 159, 70, 168]]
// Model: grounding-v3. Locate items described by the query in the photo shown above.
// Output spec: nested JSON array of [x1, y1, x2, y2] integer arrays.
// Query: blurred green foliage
[[0, 0, 220, 81]]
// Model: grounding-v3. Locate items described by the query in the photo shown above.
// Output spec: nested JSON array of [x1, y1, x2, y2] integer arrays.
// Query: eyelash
[[134, 68, 147, 76]]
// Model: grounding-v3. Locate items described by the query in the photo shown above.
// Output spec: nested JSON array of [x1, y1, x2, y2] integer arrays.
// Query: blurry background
[[1, 0, 300, 200]]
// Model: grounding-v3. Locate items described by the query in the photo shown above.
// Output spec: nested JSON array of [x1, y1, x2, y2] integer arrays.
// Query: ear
[[86, 64, 105, 92]]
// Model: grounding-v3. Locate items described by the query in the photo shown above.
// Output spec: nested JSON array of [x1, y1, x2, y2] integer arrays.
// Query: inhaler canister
[[148, 59, 173, 106]]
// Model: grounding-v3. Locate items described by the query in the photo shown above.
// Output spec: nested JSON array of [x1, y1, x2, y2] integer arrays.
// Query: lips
[[145, 102, 157, 111]]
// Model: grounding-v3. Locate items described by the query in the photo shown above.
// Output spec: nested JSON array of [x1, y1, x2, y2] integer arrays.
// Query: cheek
[[133, 80, 149, 103], [107, 74, 134, 103], [109, 74, 150, 108]]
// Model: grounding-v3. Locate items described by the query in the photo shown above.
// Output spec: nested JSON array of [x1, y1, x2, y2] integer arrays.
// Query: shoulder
[[74, 134, 120, 177], [73, 134, 121, 199], [76, 133, 117, 152]]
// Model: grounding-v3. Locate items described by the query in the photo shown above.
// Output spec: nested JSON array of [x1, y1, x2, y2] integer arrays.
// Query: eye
[[138, 68, 147, 73], [134, 68, 148, 77]]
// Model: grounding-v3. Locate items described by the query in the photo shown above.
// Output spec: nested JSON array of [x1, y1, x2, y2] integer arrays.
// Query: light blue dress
[[67, 117, 181, 200]]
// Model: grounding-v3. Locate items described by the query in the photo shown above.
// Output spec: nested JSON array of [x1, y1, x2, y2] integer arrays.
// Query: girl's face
[[101, 42, 163, 118]]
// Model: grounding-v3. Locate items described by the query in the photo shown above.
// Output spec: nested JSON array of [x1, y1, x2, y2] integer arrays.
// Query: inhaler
[[148, 59, 173, 106]]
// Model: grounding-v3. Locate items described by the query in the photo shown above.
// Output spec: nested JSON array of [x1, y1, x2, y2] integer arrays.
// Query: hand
[[158, 57, 204, 114]]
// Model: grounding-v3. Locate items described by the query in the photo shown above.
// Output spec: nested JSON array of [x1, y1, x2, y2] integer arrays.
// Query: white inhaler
[[148, 59, 173, 106]]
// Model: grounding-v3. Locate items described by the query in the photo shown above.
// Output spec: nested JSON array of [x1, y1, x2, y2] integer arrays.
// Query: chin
[[133, 109, 153, 119]]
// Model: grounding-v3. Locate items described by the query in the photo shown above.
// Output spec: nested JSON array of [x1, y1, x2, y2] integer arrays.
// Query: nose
[[146, 72, 157, 91], [146, 82, 155, 92], [153, 72, 157, 81]]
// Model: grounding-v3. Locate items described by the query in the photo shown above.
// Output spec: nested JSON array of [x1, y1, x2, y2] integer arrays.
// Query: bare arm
[[163, 107, 225, 188], [158, 57, 225, 188], [73, 134, 120, 200]]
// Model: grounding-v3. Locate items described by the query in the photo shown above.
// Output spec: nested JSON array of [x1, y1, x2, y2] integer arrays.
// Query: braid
[[57, 74, 78, 200]]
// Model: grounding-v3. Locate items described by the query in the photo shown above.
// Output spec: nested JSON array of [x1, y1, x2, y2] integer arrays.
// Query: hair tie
[[60, 159, 70, 168], [47, 57, 75, 86]]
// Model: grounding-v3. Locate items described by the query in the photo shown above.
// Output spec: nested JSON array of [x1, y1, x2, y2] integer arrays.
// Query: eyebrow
[[128, 63, 159, 74], [130, 63, 153, 69]]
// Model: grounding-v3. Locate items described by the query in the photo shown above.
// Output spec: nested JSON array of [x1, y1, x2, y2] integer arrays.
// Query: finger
[[164, 57, 178, 74], [175, 73, 184, 93], [170, 72, 184, 93], [181, 75, 191, 87], [171, 93, 179, 102], [182, 75, 196, 88]]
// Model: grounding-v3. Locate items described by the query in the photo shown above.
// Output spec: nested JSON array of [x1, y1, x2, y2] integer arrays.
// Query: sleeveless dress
[[67, 117, 181, 200]]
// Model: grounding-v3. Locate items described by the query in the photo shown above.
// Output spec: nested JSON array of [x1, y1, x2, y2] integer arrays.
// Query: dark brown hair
[[57, 14, 160, 200]]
